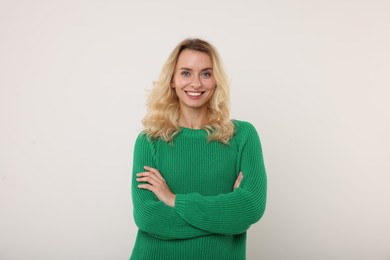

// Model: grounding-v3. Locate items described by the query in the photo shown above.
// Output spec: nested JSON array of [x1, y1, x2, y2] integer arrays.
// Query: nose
[[191, 76, 201, 88]]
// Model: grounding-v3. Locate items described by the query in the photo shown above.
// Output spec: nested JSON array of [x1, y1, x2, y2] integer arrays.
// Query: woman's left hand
[[136, 166, 176, 207], [233, 172, 243, 190]]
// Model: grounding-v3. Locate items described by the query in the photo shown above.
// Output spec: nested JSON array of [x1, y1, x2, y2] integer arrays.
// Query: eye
[[201, 71, 212, 79], [180, 71, 190, 77]]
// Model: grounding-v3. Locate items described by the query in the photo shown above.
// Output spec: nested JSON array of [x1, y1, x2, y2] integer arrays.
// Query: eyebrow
[[178, 67, 213, 71]]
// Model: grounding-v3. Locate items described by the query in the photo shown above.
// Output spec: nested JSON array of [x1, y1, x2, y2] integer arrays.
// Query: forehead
[[176, 49, 213, 69]]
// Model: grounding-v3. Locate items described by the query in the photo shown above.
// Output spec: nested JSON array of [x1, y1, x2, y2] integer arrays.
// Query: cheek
[[204, 80, 216, 91], [173, 76, 189, 87]]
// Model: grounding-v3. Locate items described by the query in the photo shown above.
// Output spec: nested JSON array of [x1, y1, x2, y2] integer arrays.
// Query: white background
[[1, 0, 389, 259]]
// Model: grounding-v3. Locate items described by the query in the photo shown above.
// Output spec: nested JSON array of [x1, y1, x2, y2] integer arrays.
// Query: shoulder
[[135, 131, 148, 142], [133, 132, 159, 160], [231, 119, 261, 144], [232, 120, 258, 134], [134, 131, 156, 149]]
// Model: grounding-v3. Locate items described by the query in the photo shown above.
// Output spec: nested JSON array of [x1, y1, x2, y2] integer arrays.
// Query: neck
[[178, 107, 209, 129]]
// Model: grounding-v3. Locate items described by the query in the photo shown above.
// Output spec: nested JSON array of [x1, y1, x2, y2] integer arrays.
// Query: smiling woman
[[172, 49, 216, 128], [130, 38, 267, 260], [142, 38, 233, 144]]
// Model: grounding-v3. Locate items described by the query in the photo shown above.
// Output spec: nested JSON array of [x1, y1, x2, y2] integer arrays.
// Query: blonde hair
[[142, 38, 234, 144]]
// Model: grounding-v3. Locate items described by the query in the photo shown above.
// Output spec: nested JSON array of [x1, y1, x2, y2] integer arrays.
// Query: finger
[[136, 176, 156, 184], [137, 171, 162, 181], [144, 166, 165, 181], [152, 170, 164, 181], [234, 172, 243, 189], [137, 171, 157, 177], [144, 166, 161, 176], [233, 176, 240, 189], [136, 175, 161, 186], [144, 166, 157, 172], [237, 172, 243, 186], [143, 165, 152, 170], [138, 183, 155, 192], [234, 179, 240, 190]]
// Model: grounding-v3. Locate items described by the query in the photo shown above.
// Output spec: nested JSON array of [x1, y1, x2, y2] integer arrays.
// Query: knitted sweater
[[130, 120, 267, 260]]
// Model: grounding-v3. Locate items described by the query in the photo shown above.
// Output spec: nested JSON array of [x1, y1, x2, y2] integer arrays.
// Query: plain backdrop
[[1, 0, 389, 259]]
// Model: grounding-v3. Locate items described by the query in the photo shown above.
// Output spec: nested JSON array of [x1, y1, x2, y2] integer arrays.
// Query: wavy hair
[[142, 38, 234, 144]]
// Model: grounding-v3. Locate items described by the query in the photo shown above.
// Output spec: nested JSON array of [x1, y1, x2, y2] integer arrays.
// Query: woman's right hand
[[137, 166, 176, 207], [233, 172, 243, 190]]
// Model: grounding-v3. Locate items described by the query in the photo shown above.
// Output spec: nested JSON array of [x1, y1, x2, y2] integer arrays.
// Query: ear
[[171, 82, 175, 88]]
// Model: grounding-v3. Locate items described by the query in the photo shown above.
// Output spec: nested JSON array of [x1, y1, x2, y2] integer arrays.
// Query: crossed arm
[[137, 166, 243, 208], [131, 126, 267, 239]]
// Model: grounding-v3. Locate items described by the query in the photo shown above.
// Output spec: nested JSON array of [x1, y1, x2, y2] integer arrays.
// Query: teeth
[[187, 92, 202, 96]]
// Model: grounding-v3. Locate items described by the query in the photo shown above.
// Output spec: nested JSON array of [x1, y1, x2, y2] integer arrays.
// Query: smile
[[185, 91, 205, 97]]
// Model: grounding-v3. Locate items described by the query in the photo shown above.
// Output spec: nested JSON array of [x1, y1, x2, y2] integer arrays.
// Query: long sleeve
[[173, 122, 267, 235], [131, 133, 212, 240]]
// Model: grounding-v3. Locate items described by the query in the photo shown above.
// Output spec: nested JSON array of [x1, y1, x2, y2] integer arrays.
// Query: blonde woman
[[130, 38, 267, 260]]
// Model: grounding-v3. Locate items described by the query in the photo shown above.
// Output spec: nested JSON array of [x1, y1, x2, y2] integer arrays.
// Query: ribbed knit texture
[[130, 120, 267, 260]]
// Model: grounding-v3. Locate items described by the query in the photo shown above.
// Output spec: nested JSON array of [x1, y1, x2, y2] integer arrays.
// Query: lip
[[185, 91, 205, 99]]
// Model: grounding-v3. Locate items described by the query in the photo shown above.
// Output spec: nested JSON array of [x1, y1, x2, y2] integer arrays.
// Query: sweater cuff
[[174, 194, 188, 217]]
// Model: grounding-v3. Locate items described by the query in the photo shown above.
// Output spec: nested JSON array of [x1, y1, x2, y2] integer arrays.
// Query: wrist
[[168, 194, 176, 208]]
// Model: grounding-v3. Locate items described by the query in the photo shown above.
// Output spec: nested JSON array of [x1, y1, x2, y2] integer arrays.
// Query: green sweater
[[130, 120, 267, 260]]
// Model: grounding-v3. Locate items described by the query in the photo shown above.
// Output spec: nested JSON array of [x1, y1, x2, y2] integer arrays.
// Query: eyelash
[[181, 71, 190, 76], [180, 71, 212, 78], [202, 71, 211, 78]]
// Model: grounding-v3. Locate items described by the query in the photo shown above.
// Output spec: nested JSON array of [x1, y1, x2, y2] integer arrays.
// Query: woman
[[130, 38, 267, 260]]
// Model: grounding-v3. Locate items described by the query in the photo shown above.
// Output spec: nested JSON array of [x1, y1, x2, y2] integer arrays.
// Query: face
[[171, 49, 216, 113]]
